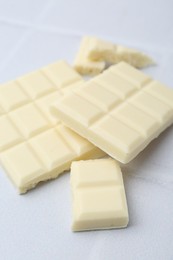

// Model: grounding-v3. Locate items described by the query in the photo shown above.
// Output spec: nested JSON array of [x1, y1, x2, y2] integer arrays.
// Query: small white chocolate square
[[76, 81, 120, 112], [144, 81, 173, 108], [0, 143, 46, 192], [9, 104, 50, 138], [29, 129, 76, 170], [110, 61, 151, 87], [57, 93, 102, 127], [129, 91, 172, 123], [91, 116, 143, 156], [71, 159, 129, 231], [0, 81, 29, 111], [111, 103, 159, 137], [94, 72, 137, 99], [18, 71, 55, 99], [43, 60, 82, 87], [71, 158, 123, 189]]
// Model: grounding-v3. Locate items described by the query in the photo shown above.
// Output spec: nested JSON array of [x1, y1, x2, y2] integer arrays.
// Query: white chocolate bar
[[74, 36, 154, 75], [0, 61, 105, 193], [52, 62, 173, 164], [71, 158, 129, 231], [74, 37, 105, 75]]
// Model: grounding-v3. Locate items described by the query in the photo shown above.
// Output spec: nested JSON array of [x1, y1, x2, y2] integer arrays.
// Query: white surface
[[0, 0, 173, 259]]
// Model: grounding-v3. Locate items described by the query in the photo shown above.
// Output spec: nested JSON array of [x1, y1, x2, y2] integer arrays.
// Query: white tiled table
[[0, 1, 173, 259]]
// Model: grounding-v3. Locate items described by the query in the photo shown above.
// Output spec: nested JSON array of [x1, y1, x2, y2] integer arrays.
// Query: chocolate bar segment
[[53, 62, 173, 163], [0, 61, 105, 193], [71, 158, 129, 231]]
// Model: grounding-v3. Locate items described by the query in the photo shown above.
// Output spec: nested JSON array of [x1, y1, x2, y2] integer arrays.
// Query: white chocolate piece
[[88, 38, 154, 68], [73, 36, 154, 75], [71, 158, 129, 231], [114, 45, 155, 68], [52, 62, 173, 164], [87, 36, 117, 62], [74, 37, 105, 75], [0, 61, 105, 193]]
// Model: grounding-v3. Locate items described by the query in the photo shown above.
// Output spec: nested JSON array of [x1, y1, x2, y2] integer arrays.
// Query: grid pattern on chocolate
[[53, 62, 173, 163], [0, 61, 104, 193]]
